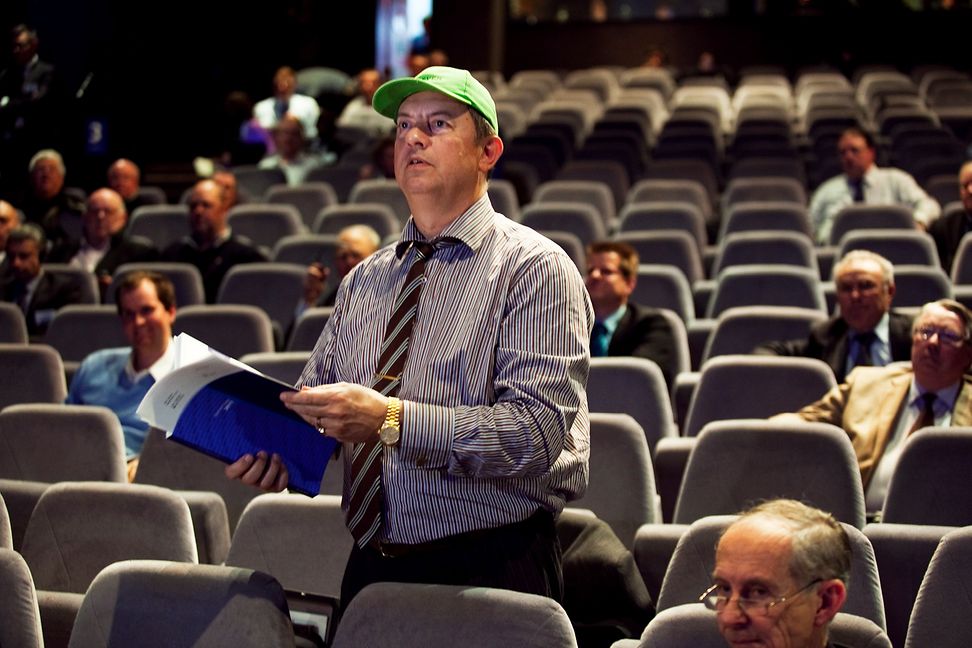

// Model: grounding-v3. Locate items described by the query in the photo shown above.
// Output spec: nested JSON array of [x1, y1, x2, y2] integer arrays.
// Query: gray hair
[[833, 249, 894, 286], [28, 149, 65, 176], [729, 499, 852, 587], [914, 299, 972, 342], [7, 223, 46, 250]]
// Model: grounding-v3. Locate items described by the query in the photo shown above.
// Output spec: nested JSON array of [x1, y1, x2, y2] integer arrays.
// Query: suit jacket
[[49, 233, 159, 278], [0, 270, 82, 339], [755, 311, 914, 382], [928, 207, 971, 274], [773, 364, 972, 487], [606, 302, 677, 387]]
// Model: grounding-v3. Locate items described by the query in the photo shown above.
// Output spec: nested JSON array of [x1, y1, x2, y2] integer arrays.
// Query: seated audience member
[[585, 241, 678, 387], [299, 224, 381, 313], [21, 148, 84, 245], [0, 223, 82, 339], [929, 160, 972, 274], [253, 66, 321, 141], [257, 115, 324, 185], [336, 68, 395, 138], [67, 271, 177, 478], [0, 200, 21, 275], [48, 188, 158, 297], [161, 179, 266, 303], [211, 169, 250, 207], [107, 158, 154, 215], [358, 136, 395, 180], [407, 52, 430, 76], [755, 250, 912, 382], [809, 127, 940, 244], [772, 299, 972, 511], [705, 499, 851, 648]]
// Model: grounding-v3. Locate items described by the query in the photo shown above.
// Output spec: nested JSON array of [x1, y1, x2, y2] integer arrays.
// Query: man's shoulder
[[77, 347, 131, 373], [220, 236, 267, 260], [811, 174, 848, 199], [624, 301, 668, 325], [846, 362, 912, 386]]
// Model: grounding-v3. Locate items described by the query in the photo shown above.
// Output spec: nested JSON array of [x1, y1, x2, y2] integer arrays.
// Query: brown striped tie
[[346, 240, 435, 547]]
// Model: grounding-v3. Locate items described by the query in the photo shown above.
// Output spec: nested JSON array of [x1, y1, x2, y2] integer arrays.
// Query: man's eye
[[397, 120, 411, 130], [432, 119, 447, 129]]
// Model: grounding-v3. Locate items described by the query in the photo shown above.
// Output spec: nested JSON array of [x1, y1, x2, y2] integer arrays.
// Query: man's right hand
[[225, 451, 289, 492]]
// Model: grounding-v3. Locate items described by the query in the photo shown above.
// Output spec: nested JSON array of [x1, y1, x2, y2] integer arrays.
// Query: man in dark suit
[[0, 223, 81, 339], [20, 149, 84, 246], [929, 160, 972, 275], [48, 188, 158, 299], [585, 240, 678, 386], [756, 250, 912, 382], [0, 200, 19, 276]]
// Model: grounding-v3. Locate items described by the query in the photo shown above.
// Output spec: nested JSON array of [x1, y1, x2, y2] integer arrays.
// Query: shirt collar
[[850, 311, 890, 343], [597, 304, 628, 337], [125, 339, 176, 383], [908, 375, 962, 413], [396, 191, 494, 258]]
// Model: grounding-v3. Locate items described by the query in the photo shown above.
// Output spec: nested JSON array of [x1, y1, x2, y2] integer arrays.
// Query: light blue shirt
[[844, 311, 892, 377]]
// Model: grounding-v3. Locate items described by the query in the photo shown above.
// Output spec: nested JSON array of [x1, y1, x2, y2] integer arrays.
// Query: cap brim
[[373, 77, 467, 122]]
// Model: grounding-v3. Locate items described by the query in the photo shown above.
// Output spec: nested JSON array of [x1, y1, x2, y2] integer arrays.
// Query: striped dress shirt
[[298, 192, 593, 544]]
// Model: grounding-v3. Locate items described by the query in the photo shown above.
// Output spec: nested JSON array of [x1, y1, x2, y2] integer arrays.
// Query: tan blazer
[[773, 364, 972, 487]]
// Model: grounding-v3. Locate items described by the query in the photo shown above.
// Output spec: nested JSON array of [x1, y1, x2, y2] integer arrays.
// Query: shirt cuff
[[399, 400, 454, 469]]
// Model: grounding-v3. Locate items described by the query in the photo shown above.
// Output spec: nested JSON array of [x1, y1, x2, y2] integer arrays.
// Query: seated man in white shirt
[[66, 270, 177, 480], [809, 127, 940, 244], [253, 66, 321, 141], [336, 68, 395, 137]]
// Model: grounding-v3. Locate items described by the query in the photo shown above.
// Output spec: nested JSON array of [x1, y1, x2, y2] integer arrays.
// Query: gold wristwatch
[[379, 397, 401, 446]]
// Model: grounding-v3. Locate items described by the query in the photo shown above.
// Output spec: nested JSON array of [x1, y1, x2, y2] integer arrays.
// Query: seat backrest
[[0, 344, 66, 409], [569, 414, 657, 547], [949, 232, 972, 283], [68, 560, 294, 648], [719, 202, 813, 240], [905, 526, 972, 648], [134, 428, 262, 531], [617, 231, 704, 284], [227, 204, 306, 250], [43, 305, 127, 364], [838, 229, 940, 267], [534, 180, 616, 228], [829, 204, 916, 245], [641, 606, 890, 648], [21, 482, 197, 593], [864, 522, 954, 648], [231, 166, 287, 198], [0, 303, 28, 343], [216, 263, 306, 340], [265, 182, 338, 229], [109, 262, 206, 307], [722, 176, 807, 208], [627, 178, 712, 222], [658, 515, 884, 627], [674, 420, 866, 529], [226, 493, 352, 599], [348, 178, 411, 223], [707, 265, 826, 318], [173, 305, 274, 358], [618, 202, 708, 254], [684, 355, 837, 437], [128, 205, 190, 251], [632, 265, 696, 323], [287, 306, 334, 352], [42, 263, 99, 305], [702, 305, 829, 362], [0, 548, 43, 648], [520, 202, 607, 246], [0, 403, 127, 482], [332, 582, 577, 648], [587, 358, 678, 453], [240, 351, 311, 386], [712, 231, 816, 275], [889, 265, 952, 307], [487, 178, 521, 221], [881, 427, 972, 526], [305, 165, 365, 203], [312, 203, 402, 240]]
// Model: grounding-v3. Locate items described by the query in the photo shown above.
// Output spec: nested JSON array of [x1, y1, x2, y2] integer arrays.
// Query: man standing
[[162, 179, 266, 302], [585, 240, 677, 386], [809, 127, 940, 244], [929, 160, 972, 274], [48, 188, 157, 297], [228, 66, 592, 605], [756, 250, 913, 382], [705, 499, 851, 648], [67, 271, 177, 479], [0, 223, 81, 339], [773, 299, 972, 509]]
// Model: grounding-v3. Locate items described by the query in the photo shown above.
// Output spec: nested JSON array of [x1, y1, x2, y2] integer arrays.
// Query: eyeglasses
[[915, 327, 966, 347], [835, 280, 881, 295], [699, 579, 822, 617]]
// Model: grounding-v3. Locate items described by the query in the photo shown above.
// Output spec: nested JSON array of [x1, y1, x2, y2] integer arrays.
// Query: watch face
[[380, 424, 400, 446]]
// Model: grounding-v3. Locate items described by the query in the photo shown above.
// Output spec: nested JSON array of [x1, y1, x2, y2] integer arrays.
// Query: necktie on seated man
[[346, 241, 436, 548], [852, 330, 878, 368], [908, 392, 938, 436], [591, 322, 610, 357], [849, 178, 865, 203]]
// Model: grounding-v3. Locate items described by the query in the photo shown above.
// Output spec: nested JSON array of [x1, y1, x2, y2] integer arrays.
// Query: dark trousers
[[340, 510, 563, 608]]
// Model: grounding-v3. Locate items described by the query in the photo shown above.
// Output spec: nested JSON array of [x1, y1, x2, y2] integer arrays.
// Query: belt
[[368, 510, 551, 559]]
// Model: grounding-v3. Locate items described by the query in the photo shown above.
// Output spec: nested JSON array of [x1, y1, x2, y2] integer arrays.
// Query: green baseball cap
[[372, 66, 498, 134]]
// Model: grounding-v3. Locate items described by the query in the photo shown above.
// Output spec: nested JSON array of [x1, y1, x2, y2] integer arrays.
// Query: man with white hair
[[22, 149, 84, 245]]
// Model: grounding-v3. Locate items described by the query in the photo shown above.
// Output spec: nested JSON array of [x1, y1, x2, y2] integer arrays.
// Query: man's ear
[[813, 579, 847, 627], [479, 136, 504, 173]]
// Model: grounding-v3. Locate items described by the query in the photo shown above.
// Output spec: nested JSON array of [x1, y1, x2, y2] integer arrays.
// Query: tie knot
[[917, 392, 937, 410], [412, 241, 436, 260]]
